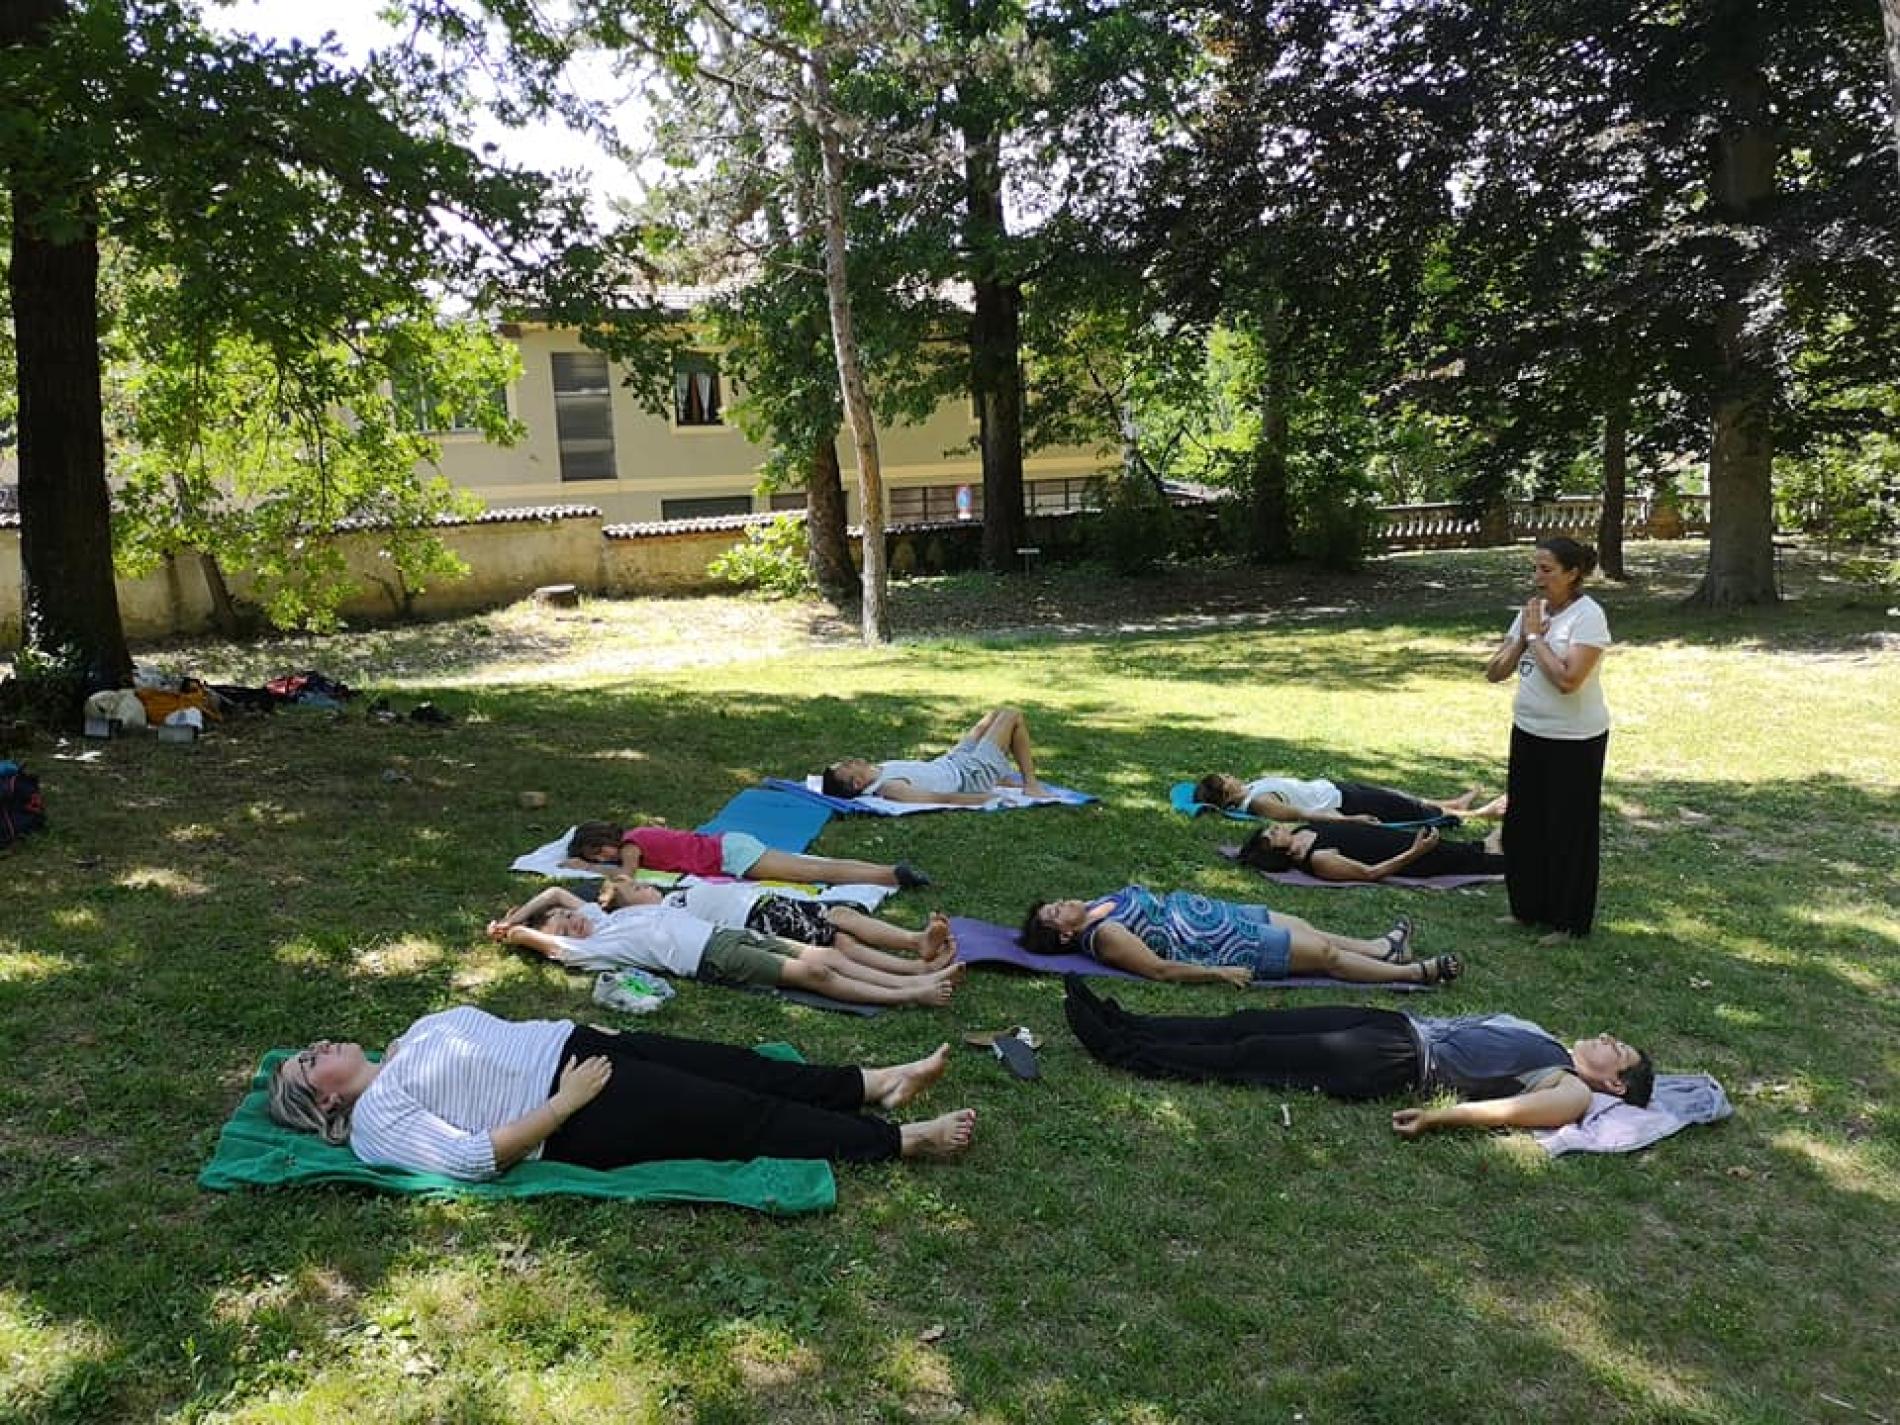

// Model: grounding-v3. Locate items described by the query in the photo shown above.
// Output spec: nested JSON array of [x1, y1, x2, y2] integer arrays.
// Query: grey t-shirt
[[1407, 1013, 1574, 1100]]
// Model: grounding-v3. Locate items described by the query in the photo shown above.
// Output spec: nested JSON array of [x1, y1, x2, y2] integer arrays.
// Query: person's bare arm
[[1092, 924, 1253, 987], [1391, 1075, 1593, 1138], [494, 923, 571, 961], [487, 1055, 613, 1169], [874, 779, 996, 806], [1241, 793, 1306, 821], [1530, 641, 1605, 695]]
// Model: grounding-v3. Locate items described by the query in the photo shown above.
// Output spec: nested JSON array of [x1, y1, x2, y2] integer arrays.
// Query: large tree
[[1404, 0, 1900, 604], [1, 0, 571, 686]]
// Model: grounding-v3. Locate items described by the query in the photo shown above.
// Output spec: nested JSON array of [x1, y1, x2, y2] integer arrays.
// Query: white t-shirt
[[1241, 776, 1342, 814], [350, 1007, 570, 1180], [868, 756, 961, 795], [663, 881, 771, 928], [1507, 595, 1612, 739], [544, 902, 714, 976]]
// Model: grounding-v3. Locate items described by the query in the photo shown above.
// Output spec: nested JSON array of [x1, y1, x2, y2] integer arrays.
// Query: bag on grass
[[0, 760, 46, 848]]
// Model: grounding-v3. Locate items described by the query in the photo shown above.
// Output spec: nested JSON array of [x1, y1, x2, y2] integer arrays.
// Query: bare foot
[[920, 912, 957, 968], [1471, 795, 1507, 819], [899, 1108, 977, 1160], [866, 1043, 950, 1109], [1021, 777, 1050, 799], [1444, 787, 1480, 811], [1537, 929, 1577, 947]]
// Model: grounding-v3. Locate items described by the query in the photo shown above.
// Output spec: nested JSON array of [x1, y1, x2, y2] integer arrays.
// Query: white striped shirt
[[349, 1007, 570, 1180]]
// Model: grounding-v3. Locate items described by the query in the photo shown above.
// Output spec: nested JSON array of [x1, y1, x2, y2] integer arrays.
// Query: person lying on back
[[822, 706, 1048, 804]]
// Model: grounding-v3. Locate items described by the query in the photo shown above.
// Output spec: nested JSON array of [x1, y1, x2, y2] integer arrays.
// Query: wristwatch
[[1525, 633, 1542, 643]]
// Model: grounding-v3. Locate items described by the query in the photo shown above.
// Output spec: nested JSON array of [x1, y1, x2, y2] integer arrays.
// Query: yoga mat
[[1171, 781, 1459, 830], [1220, 845, 1502, 891], [697, 788, 834, 853], [200, 1046, 836, 1214], [766, 775, 1097, 817], [948, 916, 1429, 991]]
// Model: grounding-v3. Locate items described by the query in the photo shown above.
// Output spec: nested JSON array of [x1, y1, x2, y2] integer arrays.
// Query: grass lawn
[[2, 542, 1896, 1424]]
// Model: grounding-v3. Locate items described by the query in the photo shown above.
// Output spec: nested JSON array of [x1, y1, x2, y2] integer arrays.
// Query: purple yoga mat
[[1218, 845, 1503, 891], [948, 917, 1430, 991]]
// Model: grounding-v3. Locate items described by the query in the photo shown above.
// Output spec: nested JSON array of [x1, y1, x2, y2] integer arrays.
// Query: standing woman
[[1485, 538, 1612, 942]]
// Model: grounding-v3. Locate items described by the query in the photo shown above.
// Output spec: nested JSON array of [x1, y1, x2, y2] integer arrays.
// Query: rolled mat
[[201, 1045, 836, 1213]]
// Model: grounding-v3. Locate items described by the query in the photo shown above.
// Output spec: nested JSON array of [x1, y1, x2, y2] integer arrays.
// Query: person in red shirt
[[565, 821, 929, 890]]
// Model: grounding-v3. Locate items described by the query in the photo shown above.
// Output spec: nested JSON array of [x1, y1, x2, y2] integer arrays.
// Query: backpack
[[0, 760, 45, 848]]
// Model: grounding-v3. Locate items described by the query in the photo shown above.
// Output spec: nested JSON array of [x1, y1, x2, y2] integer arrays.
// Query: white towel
[[508, 831, 893, 908], [1535, 1074, 1732, 1157]]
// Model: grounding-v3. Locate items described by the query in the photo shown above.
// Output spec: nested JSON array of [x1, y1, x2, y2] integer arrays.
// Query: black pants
[[1504, 725, 1607, 935], [542, 1026, 900, 1167], [1335, 782, 1441, 824], [1063, 978, 1421, 1101], [1408, 838, 1508, 878]]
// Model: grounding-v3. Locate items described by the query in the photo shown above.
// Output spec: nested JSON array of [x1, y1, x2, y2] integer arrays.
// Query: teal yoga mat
[[201, 1045, 837, 1215]]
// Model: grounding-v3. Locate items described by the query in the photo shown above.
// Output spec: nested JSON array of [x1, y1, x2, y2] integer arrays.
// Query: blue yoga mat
[[697, 788, 834, 853], [765, 776, 1097, 816]]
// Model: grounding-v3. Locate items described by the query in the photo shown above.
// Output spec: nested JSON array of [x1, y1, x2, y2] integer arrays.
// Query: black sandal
[[1417, 954, 1461, 985], [1381, 917, 1415, 963]]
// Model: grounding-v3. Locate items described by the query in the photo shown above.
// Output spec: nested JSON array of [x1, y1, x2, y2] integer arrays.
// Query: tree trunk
[[1883, 0, 1900, 186], [964, 124, 1026, 572], [804, 432, 855, 601], [6, 6, 134, 693], [1690, 4, 1779, 606], [1251, 303, 1294, 562], [808, 58, 890, 643], [1597, 389, 1629, 580]]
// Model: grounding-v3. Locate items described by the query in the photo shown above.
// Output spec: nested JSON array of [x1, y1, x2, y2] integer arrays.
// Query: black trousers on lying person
[[1334, 782, 1444, 824], [543, 1025, 900, 1167], [1063, 977, 1421, 1101]]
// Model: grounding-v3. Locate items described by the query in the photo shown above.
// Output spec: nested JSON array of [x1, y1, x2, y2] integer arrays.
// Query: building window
[[552, 351, 616, 481], [673, 352, 724, 427], [393, 376, 507, 435], [661, 495, 752, 520], [768, 490, 807, 511], [889, 483, 983, 523], [1027, 477, 1101, 514]]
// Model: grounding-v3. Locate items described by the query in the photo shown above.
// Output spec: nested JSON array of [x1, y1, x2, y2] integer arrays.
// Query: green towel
[[200, 1044, 836, 1215]]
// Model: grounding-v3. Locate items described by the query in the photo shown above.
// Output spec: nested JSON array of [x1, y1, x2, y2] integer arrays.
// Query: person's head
[[1236, 824, 1295, 872], [567, 821, 624, 863], [525, 902, 598, 938], [1569, 1033, 1654, 1107], [267, 1040, 373, 1145], [821, 758, 877, 799], [1533, 537, 1597, 604], [1195, 773, 1246, 809], [1020, 898, 1091, 955]]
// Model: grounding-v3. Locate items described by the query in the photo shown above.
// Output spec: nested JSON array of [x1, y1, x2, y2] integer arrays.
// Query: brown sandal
[[1418, 954, 1462, 986]]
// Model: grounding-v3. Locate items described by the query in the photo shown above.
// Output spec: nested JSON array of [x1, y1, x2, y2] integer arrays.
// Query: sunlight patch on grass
[[0, 947, 77, 983], [1469, 1279, 1721, 1418], [114, 865, 211, 898], [714, 1319, 820, 1390], [1771, 1132, 1900, 1205], [167, 822, 230, 845], [48, 906, 100, 930], [584, 747, 652, 763], [0, 1290, 114, 1414], [1138, 1097, 1203, 1140], [350, 937, 446, 979]]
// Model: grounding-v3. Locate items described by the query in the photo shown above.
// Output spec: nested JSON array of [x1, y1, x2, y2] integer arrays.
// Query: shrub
[[1091, 474, 1178, 576], [708, 514, 815, 598]]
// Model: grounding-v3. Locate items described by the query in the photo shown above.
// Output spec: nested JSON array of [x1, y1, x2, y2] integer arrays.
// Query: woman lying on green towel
[[269, 1006, 976, 1180]]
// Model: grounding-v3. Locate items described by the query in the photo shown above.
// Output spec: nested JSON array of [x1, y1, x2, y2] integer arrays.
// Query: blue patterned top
[[1079, 887, 1283, 971]]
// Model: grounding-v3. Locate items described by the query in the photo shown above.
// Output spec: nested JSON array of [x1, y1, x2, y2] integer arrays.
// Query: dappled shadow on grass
[[0, 662, 1896, 1419]]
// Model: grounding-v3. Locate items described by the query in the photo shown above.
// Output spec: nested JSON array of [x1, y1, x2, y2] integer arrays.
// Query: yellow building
[[430, 321, 1113, 525]]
